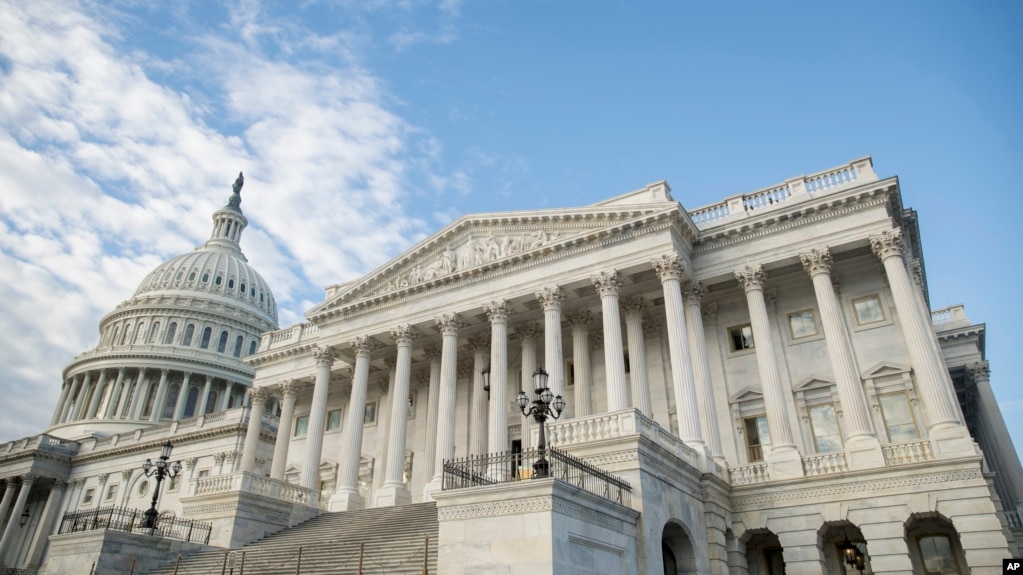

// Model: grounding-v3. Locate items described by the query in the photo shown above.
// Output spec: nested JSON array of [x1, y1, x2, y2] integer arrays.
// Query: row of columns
[[51, 368, 244, 426]]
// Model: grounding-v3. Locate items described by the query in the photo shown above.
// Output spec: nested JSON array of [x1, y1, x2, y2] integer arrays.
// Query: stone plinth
[[40, 529, 209, 575]]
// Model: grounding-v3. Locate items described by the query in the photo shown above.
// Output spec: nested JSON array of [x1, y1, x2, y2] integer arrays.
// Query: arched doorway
[[819, 520, 870, 573], [661, 521, 697, 574], [744, 529, 785, 575], [905, 512, 969, 574]]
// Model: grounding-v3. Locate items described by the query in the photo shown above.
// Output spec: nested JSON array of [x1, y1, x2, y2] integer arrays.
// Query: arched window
[[248, 340, 258, 356], [205, 391, 219, 415], [199, 327, 212, 349], [111, 326, 121, 346], [134, 322, 146, 344], [184, 386, 200, 418], [162, 384, 180, 419], [164, 322, 178, 344], [233, 335, 244, 357], [148, 322, 161, 344], [216, 330, 229, 353], [182, 324, 195, 346]]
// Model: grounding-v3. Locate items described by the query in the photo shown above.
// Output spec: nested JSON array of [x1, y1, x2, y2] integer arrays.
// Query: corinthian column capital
[[800, 247, 833, 277], [620, 296, 644, 317], [566, 309, 592, 328], [515, 322, 539, 341], [966, 360, 990, 382], [870, 229, 903, 260], [390, 324, 419, 345], [734, 264, 767, 292], [313, 345, 337, 366], [435, 313, 463, 336], [351, 336, 378, 356], [535, 286, 565, 310], [591, 270, 622, 297], [248, 387, 270, 403], [681, 281, 704, 306], [422, 344, 441, 361], [651, 253, 683, 281], [467, 333, 489, 352], [280, 379, 299, 398], [483, 299, 512, 323]]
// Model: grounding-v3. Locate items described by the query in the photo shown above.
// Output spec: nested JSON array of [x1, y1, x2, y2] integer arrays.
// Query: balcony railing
[[442, 447, 632, 506], [58, 506, 212, 544]]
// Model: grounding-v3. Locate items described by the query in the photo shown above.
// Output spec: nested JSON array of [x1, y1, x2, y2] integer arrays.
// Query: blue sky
[[1, 1, 1020, 455]]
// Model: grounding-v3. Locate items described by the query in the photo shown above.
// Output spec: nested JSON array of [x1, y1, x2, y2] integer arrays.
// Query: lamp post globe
[[517, 367, 566, 478], [140, 440, 182, 529]]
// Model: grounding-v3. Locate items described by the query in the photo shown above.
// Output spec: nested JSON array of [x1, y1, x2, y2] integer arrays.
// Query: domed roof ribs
[[200, 172, 249, 261]]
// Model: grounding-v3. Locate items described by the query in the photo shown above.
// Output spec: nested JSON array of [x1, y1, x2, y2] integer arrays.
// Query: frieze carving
[[536, 286, 566, 311], [800, 247, 833, 277], [592, 270, 622, 297], [870, 229, 903, 260], [184, 457, 197, 470], [438, 496, 553, 520], [734, 264, 766, 292]]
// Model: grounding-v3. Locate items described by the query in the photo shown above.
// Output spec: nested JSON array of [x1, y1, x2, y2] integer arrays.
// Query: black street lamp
[[141, 440, 182, 529], [515, 368, 565, 478]]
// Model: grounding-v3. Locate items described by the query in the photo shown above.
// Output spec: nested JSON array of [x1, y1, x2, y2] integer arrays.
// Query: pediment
[[310, 200, 681, 317], [793, 375, 834, 391], [860, 361, 911, 379], [730, 388, 764, 403]]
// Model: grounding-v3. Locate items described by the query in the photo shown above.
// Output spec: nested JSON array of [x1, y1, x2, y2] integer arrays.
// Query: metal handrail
[[58, 505, 212, 544]]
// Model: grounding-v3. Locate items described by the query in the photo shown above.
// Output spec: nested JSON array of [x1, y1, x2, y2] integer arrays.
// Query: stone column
[[517, 323, 539, 450], [85, 369, 107, 419], [681, 282, 724, 461], [127, 369, 148, 420], [51, 379, 72, 426], [734, 264, 801, 477], [198, 375, 214, 416], [621, 297, 652, 416], [173, 372, 193, 420], [270, 380, 300, 481], [240, 387, 269, 473], [871, 230, 970, 455], [217, 382, 232, 411], [116, 370, 135, 419], [149, 369, 170, 422], [468, 333, 489, 457], [800, 248, 884, 466], [23, 480, 67, 572], [103, 368, 127, 419], [593, 270, 629, 412], [0, 475, 35, 566], [422, 346, 442, 481], [536, 286, 566, 398], [486, 301, 511, 462], [72, 372, 92, 420], [969, 361, 1023, 509], [378, 325, 418, 507], [425, 314, 462, 500], [333, 337, 375, 510], [652, 254, 705, 451], [301, 346, 336, 490], [60, 375, 83, 423], [0, 482, 15, 534], [566, 310, 593, 418]]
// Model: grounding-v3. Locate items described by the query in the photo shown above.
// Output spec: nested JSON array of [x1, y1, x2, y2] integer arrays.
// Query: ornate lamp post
[[515, 368, 565, 478], [141, 440, 182, 529]]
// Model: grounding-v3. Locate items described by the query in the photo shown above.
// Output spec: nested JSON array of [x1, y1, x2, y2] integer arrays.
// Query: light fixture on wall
[[481, 364, 491, 398], [515, 367, 565, 478], [18, 508, 29, 527]]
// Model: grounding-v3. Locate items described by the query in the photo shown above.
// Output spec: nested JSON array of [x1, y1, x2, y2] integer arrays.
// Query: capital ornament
[[390, 324, 419, 345], [249, 387, 270, 403], [591, 270, 622, 297], [966, 361, 990, 382], [280, 379, 299, 398], [313, 345, 337, 366], [515, 322, 539, 341], [620, 296, 644, 316], [121, 469, 134, 481], [651, 253, 684, 282], [435, 313, 464, 336], [467, 333, 490, 352], [351, 336, 378, 356], [535, 286, 565, 310], [734, 264, 767, 292], [681, 281, 705, 306], [800, 247, 833, 277], [870, 229, 903, 260], [422, 344, 441, 362], [483, 299, 512, 323], [566, 309, 592, 328]]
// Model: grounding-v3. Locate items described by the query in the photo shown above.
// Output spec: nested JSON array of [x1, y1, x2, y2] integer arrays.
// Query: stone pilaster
[[270, 380, 300, 481], [301, 346, 336, 490], [652, 254, 705, 451], [536, 286, 566, 398], [377, 325, 418, 507], [593, 270, 628, 412], [567, 310, 593, 418], [485, 300, 511, 466], [681, 282, 724, 461], [735, 264, 801, 478], [240, 387, 270, 473], [620, 297, 651, 416], [425, 314, 462, 501]]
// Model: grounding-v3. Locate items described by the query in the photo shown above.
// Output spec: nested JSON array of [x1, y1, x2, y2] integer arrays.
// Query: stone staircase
[[144, 502, 438, 575]]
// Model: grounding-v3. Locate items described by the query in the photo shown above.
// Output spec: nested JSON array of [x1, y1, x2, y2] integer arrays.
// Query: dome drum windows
[[182, 324, 196, 346], [201, 272, 210, 283], [164, 322, 178, 345], [199, 327, 212, 349], [228, 279, 235, 290], [216, 330, 229, 353], [233, 335, 244, 357]]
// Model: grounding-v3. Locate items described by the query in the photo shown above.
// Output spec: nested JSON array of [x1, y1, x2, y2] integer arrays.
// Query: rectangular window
[[197, 469, 210, 478], [879, 392, 919, 441], [729, 324, 755, 351], [326, 409, 342, 432], [852, 294, 885, 325], [105, 484, 118, 501], [364, 402, 377, 425], [788, 310, 818, 339], [917, 535, 963, 574], [743, 415, 771, 462], [82, 488, 95, 505], [293, 415, 310, 437], [808, 404, 843, 452], [167, 475, 180, 492]]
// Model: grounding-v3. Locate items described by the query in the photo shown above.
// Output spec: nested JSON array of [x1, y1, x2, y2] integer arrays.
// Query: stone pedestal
[[40, 529, 210, 575], [844, 436, 886, 470], [328, 489, 365, 512], [929, 424, 976, 458], [766, 447, 804, 480], [373, 484, 411, 508]]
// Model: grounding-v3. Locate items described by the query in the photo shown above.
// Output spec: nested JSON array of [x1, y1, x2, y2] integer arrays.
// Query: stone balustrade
[[729, 462, 770, 486], [931, 304, 969, 327], [0, 433, 79, 458], [259, 322, 319, 353], [802, 451, 849, 477], [193, 471, 317, 505], [882, 439, 935, 465]]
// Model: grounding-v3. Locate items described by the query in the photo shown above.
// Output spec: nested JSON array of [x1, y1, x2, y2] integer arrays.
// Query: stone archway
[[819, 520, 870, 573], [661, 521, 697, 575], [743, 529, 785, 575], [905, 512, 969, 574]]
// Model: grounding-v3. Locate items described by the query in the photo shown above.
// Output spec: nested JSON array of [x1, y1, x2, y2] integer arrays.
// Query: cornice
[[63, 347, 256, 380], [71, 422, 249, 464], [693, 183, 894, 253], [246, 342, 321, 368], [99, 301, 275, 333]]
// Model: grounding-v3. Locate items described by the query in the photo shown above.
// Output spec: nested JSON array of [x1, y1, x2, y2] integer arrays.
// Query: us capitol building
[[0, 158, 1020, 574]]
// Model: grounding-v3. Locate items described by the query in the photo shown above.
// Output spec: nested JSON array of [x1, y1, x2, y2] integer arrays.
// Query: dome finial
[[225, 172, 244, 211], [232, 172, 244, 195]]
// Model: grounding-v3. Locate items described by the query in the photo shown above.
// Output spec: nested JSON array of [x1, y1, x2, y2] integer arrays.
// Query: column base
[[767, 446, 804, 480], [929, 424, 976, 458], [422, 478, 443, 502], [845, 436, 886, 470], [327, 488, 365, 512], [374, 484, 411, 507]]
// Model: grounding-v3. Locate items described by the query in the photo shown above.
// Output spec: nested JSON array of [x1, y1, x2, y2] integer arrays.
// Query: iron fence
[[58, 506, 212, 544], [442, 447, 631, 506]]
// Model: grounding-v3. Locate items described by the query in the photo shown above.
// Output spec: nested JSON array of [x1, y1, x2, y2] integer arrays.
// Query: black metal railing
[[4, 568, 27, 575], [442, 447, 631, 506], [58, 506, 212, 544]]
